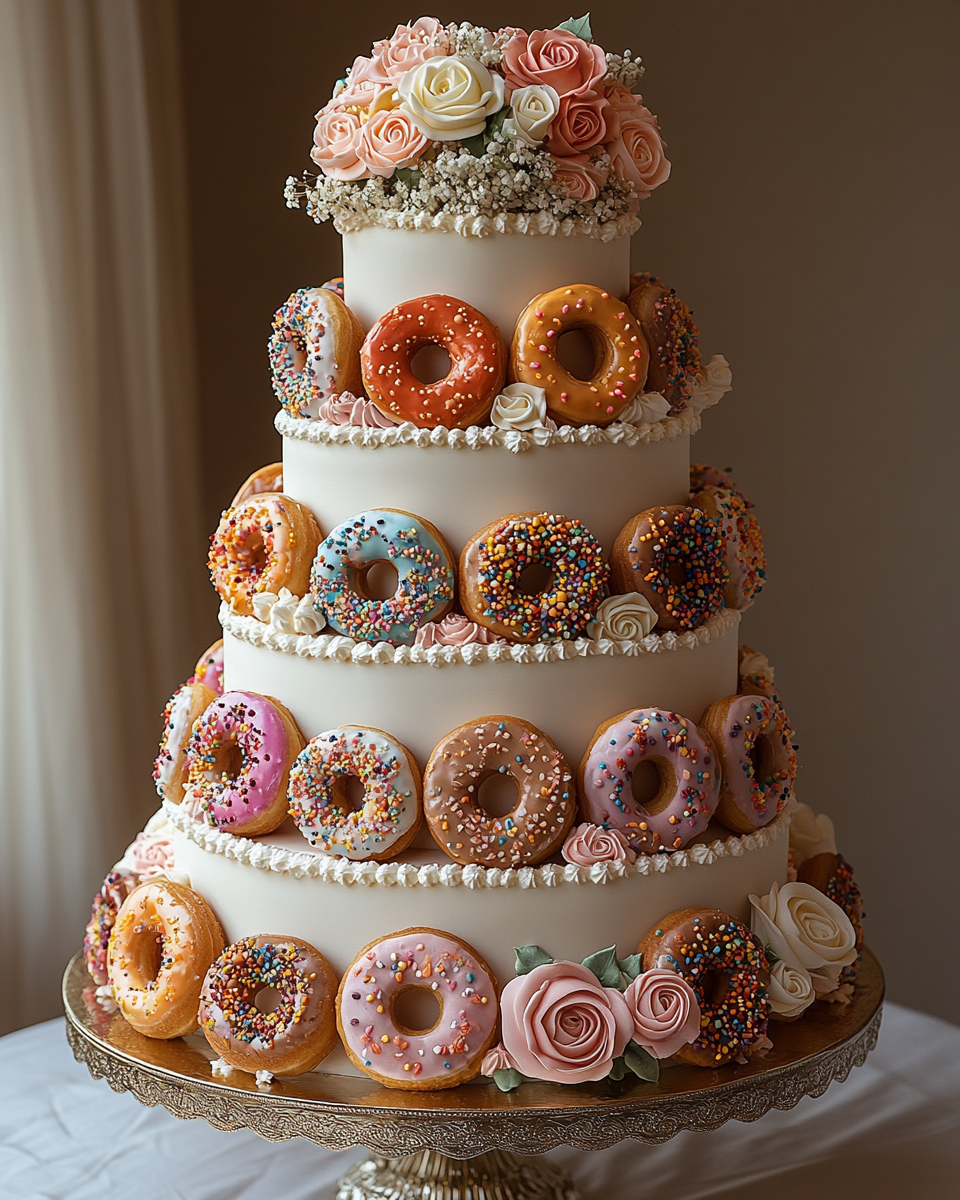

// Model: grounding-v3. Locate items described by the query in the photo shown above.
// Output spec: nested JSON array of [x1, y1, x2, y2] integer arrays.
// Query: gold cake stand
[[64, 950, 883, 1199]]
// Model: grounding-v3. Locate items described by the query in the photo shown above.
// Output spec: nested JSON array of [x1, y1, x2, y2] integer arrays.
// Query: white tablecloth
[[1, 1004, 958, 1199]]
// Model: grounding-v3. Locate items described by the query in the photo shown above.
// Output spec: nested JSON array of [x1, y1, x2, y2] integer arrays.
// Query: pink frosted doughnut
[[692, 484, 765, 609], [190, 639, 224, 694], [337, 928, 499, 1091], [700, 694, 797, 834], [184, 691, 304, 837], [83, 869, 136, 985], [578, 708, 719, 854]]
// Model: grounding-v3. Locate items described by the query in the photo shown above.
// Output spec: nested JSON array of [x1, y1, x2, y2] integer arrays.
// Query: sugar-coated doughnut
[[107, 880, 225, 1039], [199, 935, 339, 1076], [611, 505, 727, 632], [337, 927, 499, 1090], [627, 274, 701, 415], [459, 511, 609, 643], [269, 287, 364, 418], [84, 869, 136, 985], [190, 638, 224, 694], [796, 853, 864, 980], [185, 691, 305, 836], [288, 726, 422, 861], [209, 493, 321, 617], [578, 708, 719, 853], [311, 509, 455, 645], [692, 483, 765, 609], [511, 284, 648, 425], [361, 294, 506, 429], [152, 682, 216, 803], [230, 462, 283, 508], [640, 909, 770, 1066], [424, 716, 575, 867], [700, 694, 796, 834]]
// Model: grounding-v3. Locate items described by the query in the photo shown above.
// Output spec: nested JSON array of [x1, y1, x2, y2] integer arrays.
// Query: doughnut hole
[[665, 559, 689, 590], [749, 733, 777, 785], [204, 736, 244, 783], [556, 325, 611, 383], [254, 986, 283, 1015], [476, 771, 520, 819], [133, 924, 164, 984], [392, 985, 442, 1036], [353, 559, 400, 602], [410, 343, 452, 384], [518, 562, 554, 597], [630, 758, 674, 814], [700, 968, 731, 1009], [285, 336, 308, 376], [331, 774, 367, 813]]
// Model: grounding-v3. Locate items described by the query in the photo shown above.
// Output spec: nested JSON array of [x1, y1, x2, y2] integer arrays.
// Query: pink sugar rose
[[500, 961, 634, 1084], [317, 392, 397, 429], [414, 614, 505, 648], [562, 822, 636, 866], [545, 91, 614, 157], [552, 154, 606, 203], [311, 109, 366, 180], [122, 831, 175, 878], [606, 106, 671, 200], [358, 107, 428, 176], [502, 29, 606, 99], [330, 55, 383, 111], [480, 1042, 517, 1076], [604, 83, 646, 118], [369, 17, 448, 86], [622, 969, 701, 1059]]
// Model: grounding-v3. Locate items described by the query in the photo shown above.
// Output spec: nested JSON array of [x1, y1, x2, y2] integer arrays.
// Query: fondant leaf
[[764, 944, 781, 965], [581, 945, 621, 988], [459, 131, 487, 158], [556, 14, 593, 41], [608, 1056, 627, 1082], [514, 945, 554, 975], [493, 1067, 523, 1092], [617, 954, 643, 983], [486, 106, 510, 139], [393, 167, 421, 188], [624, 1041, 660, 1082]]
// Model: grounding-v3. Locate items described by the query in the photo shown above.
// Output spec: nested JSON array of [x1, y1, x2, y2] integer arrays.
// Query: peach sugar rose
[[553, 155, 606, 202], [358, 108, 428, 175], [368, 17, 447, 86], [501, 28, 606, 98], [562, 822, 636, 866], [310, 109, 365, 180], [545, 91, 614, 157], [606, 104, 671, 199]]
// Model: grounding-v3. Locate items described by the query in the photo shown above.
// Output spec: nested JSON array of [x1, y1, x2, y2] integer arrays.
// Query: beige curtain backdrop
[[0, 0, 208, 1035]]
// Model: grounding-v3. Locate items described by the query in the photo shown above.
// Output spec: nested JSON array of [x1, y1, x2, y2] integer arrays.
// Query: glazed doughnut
[[230, 462, 283, 508], [107, 880, 225, 1039], [511, 284, 648, 426], [360, 294, 506, 429], [311, 509, 455, 645], [84, 869, 136, 985], [423, 716, 575, 867], [199, 935, 339, 1076], [459, 511, 609, 643], [185, 691, 305, 836], [796, 853, 864, 979], [152, 682, 217, 803], [639, 909, 770, 1066], [209, 493, 321, 617], [269, 287, 364, 418], [691, 483, 765, 609], [738, 644, 777, 700], [288, 726, 422, 861], [578, 708, 720, 854], [190, 638, 224, 695], [700, 694, 797, 834], [611, 505, 727, 632], [627, 274, 701, 415], [337, 927, 499, 1090]]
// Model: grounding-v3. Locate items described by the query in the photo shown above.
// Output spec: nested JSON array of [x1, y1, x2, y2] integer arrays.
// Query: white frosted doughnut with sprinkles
[[152, 682, 216, 803], [268, 287, 364, 418]]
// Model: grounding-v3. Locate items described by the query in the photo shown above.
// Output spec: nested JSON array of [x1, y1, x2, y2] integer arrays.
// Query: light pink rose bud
[[317, 392, 397, 428], [562, 822, 636, 866], [622, 969, 701, 1058], [480, 1042, 516, 1076], [121, 832, 175, 878], [414, 614, 505, 648], [310, 110, 367, 181]]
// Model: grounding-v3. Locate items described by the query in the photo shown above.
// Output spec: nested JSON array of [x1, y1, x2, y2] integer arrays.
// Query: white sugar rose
[[587, 593, 658, 641], [750, 881, 858, 992], [490, 383, 553, 430], [767, 959, 815, 1018], [617, 391, 672, 426], [503, 84, 559, 146], [789, 804, 837, 865], [398, 56, 506, 141], [689, 354, 733, 413]]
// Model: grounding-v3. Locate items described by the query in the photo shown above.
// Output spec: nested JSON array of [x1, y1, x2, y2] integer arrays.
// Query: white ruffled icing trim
[[165, 799, 789, 890], [219, 603, 740, 668], [275, 407, 700, 454], [333, 208, 642, 241]]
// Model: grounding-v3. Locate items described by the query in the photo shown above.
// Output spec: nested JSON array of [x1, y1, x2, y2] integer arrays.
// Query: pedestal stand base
[[337, 1150, 579, 1200]]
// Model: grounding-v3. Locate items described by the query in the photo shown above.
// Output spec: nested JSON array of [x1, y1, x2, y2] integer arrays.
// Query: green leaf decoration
[[617, 954, 643, 984], [607, 1056, 627, 1082], [624, 1041, 660, 1082], [493, 1067, 523, 1092], [581, 945, 621, 988], [764, 944, 780, 965], [486, 105, 510, 140], [556, 14, 593, 42], [514, 945, 555, 975], [393, 167, 421, 189], [459, 131, 487, 158]]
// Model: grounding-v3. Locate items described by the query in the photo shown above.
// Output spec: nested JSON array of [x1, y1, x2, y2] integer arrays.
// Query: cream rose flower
[[502, 84, 559, 146], [358, 108, 429, 176], [789, 804, 838, 865], [750, 881, 858, 991], [398, 56, 506, 141], [617, 391, 672, 425], [490, 382, 554, 430], [689, 355, 733, 413], [767, 959, 816, 1018], [587, 593, 658, 641]]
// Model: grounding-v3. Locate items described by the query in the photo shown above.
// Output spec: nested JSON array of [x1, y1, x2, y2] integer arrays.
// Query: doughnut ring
[[691, 483, 765, 609], [84, 869, 137, 985], [628, 274, 701, 415], [153, 682, 217, 803], [107, 880, 225, 1039], [209, 493, 321, 616], [459, 511, 609, 643], [423, 716, 575, 867], [690, 463, 753, 509], [578, 707, 720, 853], [230, 462, 283, 508], [337, 927, 499, 1090], [199, 935, 339, 1076], [190, 638, 224, 694], [796, 853, 864, 980], [288, 726, 422, 861], [511, 284, 648, 426], [700, 694, 796, 834], [269, 287, 364, 418], [311, 509, 455, 645]]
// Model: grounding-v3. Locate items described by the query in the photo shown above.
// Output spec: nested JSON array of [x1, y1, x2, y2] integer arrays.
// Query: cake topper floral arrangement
[[286, 14, 670, 236]]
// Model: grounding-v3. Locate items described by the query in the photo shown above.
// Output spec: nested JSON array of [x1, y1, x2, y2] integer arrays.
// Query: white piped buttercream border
[[331, 209, 642, 241], [219, 603, 740, 668], [166, 799, 790, 890]]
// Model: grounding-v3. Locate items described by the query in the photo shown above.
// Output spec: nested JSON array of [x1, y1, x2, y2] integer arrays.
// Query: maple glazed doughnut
[[611, 505, 727, 632], [288, 726, 422, 861], [152, 682, 217, 803], [190, 638, 224, 694], [199, 936, 339, 1076], [692, 483, 765, 609], [640, 909, 770, 1066], [208, 493, 321, 617], [628, 274, 701, 415], [269, 287, 364, 418], [423, 716, 575, 867], [337, 927, 499, 1090], [107, 880, 225, 1039], [459, 511, 609, 643], [578, 708, 720, 853], [361, 294, 506, 428], [185, 691, 305, 837], [230, 462, 283, 508], [700, 693, 796, 834], [511, 284, 648, 426]]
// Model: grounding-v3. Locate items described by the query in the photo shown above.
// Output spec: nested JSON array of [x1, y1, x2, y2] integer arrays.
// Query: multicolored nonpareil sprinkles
[[269, 288, 339, 418], [83, 870, 136, 985], [630, 273, 702, 415], [201, 938, 314, 1048]]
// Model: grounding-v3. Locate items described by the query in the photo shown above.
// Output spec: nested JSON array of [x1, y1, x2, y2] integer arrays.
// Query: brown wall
[[177, 0, 959, 1022]]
